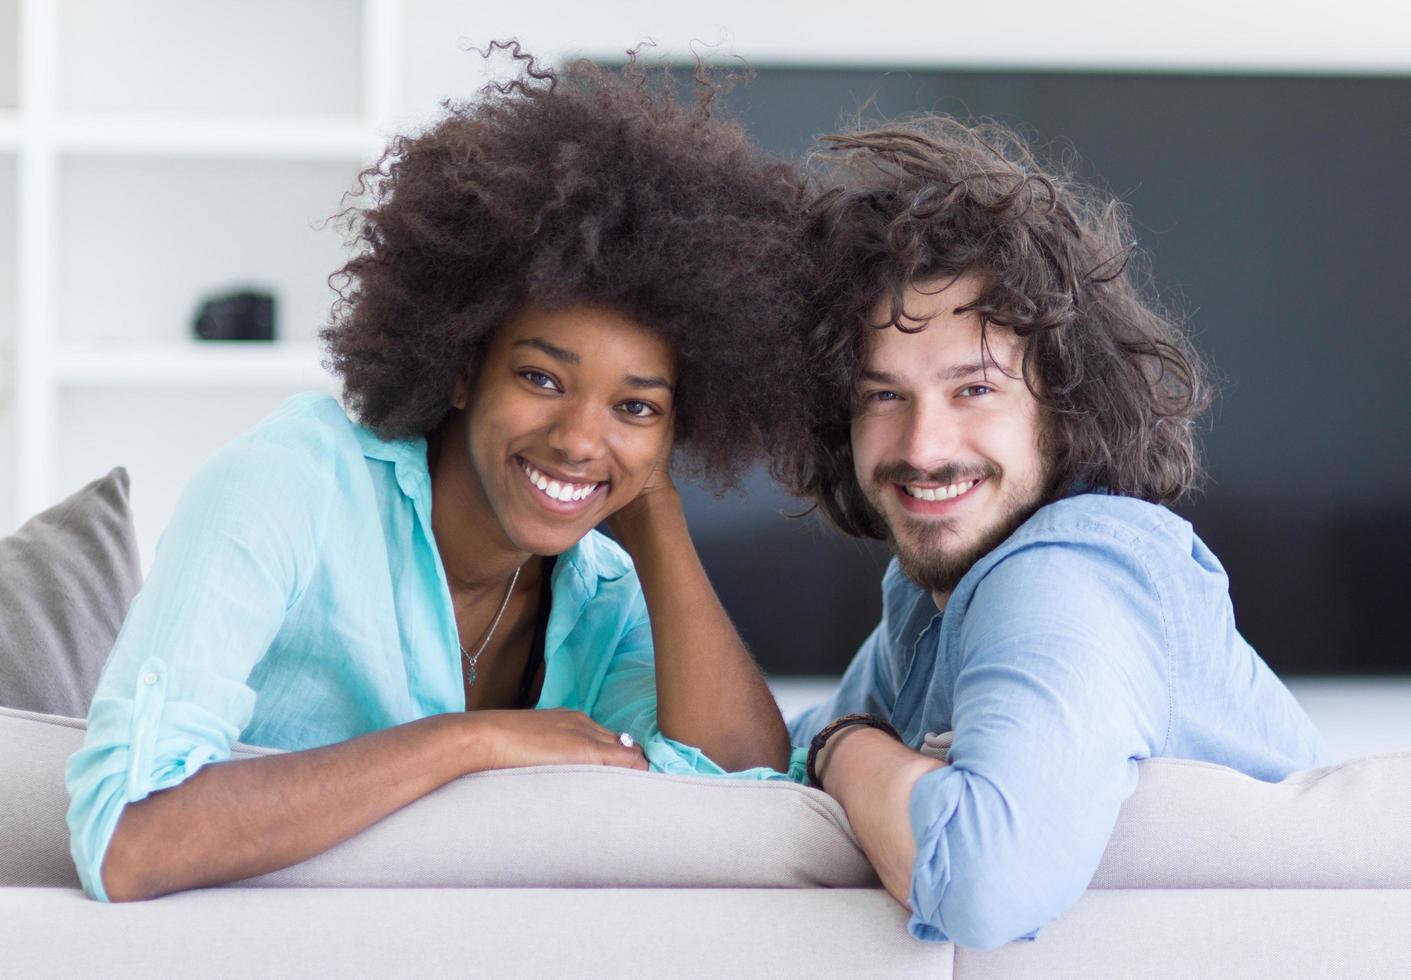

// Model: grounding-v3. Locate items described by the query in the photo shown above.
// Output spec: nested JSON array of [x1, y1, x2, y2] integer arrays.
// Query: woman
[[66, 50, 812, 903]]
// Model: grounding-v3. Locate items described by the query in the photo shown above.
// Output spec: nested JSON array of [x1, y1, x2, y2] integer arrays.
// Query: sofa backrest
[[0, 705, 877, 891], [1092, 751, 1411, 888], [4, 705, 1409, 893]]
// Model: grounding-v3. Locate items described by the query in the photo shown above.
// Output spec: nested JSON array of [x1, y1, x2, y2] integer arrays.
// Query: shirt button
[[142, 672, 159, 686]]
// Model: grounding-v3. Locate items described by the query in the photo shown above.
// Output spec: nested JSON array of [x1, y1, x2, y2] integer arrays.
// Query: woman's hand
[[606, 421, 678, 541], [470, 708, 649, 771]]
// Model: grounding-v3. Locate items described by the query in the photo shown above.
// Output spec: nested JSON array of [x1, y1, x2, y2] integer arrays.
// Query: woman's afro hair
[[322, 44, 815, 487]]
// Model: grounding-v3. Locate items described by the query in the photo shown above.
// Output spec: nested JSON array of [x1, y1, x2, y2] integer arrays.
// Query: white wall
[[0, 154, 15, 529], [1, 0, 1408, 557], [396, 0, 1411, 120]]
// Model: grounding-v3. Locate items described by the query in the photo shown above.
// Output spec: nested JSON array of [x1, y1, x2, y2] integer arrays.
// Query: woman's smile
[[515, 455, 607, 513]]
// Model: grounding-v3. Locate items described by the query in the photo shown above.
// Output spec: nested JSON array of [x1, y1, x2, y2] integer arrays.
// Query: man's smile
[[893, 477, 986, 515]]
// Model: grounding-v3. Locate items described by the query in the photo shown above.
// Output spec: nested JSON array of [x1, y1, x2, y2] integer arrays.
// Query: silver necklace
[[459, 564, 521, 687]]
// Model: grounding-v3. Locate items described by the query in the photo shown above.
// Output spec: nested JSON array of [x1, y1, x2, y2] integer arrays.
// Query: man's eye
[[959, 384, 994, 397], [619, 400, 658, 418], [863, 390, 900, 402]]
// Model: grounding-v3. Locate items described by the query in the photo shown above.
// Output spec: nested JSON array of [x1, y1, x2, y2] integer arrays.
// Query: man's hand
[[818, 725, 946, 906]]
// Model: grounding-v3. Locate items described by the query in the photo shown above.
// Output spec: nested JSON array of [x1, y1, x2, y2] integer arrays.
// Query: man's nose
[[898, 401, 961, 471], [546, 399, 605, 462]]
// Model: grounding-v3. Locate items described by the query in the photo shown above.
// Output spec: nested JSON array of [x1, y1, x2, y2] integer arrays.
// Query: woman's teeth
[[521, 460, 600, 503], [904, 479, 977, 501]]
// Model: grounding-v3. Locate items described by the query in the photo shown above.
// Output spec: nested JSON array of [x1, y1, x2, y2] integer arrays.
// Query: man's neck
[[932, 590, 950, 613]]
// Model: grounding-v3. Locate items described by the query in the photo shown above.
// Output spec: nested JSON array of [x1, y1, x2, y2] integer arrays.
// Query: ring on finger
[[618, 731, 635, 749]]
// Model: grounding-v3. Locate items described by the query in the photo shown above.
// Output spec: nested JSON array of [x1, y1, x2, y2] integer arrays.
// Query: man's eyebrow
[[513, 337, 580, 364], [859, 369, 903, 386], [625, 374, 674, 393], [859, 361, 1012, 386], [939, 360, 1010, 381]]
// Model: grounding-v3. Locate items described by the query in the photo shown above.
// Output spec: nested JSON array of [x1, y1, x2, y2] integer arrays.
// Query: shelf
[[56, 0, 365, 118], [51, 116, 383, 161], [53, 341, 338, 388], [0, 110, 18, 150]]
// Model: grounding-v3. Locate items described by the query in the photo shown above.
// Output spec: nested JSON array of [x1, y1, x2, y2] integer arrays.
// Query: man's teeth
[[903, 480, 977, 501], [521, 461, 600, 502]]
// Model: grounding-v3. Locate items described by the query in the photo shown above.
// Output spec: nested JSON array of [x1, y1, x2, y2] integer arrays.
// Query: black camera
[[193, 289, 277, 342]]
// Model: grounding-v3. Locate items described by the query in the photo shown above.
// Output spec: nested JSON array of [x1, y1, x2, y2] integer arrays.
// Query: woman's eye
[[521, 370, 561, 391], [863, 390, 899, 403], [619, 400, 658, 418]]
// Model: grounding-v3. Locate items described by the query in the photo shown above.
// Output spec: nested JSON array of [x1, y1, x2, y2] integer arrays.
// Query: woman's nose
[[546, 400, 604, 462]]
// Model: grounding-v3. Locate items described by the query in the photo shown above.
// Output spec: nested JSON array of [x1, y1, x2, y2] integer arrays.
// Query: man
[[785, 118, 1325, 949]]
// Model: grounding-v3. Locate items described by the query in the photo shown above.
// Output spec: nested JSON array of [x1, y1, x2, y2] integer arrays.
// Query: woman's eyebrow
[[626, 374, 674, 393], [513, 337, 579, 364]]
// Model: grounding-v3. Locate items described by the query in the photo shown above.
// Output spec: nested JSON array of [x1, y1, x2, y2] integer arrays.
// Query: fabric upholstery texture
[[246, 762, 876, 889], [1093, 753, 1411, 888], [0, 469, 142, 716], [1, 706, 874, 891], [8, 705, 1411, 895], [10, 886, 1411, 977], [955, 889, 1411, 977], [3, 887, 951, 978], [0, 706, 268, 889]]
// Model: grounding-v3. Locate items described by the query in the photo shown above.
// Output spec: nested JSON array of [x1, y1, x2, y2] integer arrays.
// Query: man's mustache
[[872, 461, 999, 488]]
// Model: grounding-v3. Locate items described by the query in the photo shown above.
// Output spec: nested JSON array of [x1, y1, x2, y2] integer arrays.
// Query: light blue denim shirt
[[67, 393, 801, 901], [790, 492, 1326, 948]]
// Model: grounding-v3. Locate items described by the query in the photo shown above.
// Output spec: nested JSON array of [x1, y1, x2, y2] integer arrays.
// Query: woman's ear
[[450, 371, 470, 410]]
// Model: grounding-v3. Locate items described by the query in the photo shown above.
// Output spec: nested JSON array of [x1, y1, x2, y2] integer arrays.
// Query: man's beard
[[868, 460, 1049, 597]]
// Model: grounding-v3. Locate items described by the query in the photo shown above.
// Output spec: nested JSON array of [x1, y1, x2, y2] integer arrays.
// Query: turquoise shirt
[[67, 393, 802, 901]]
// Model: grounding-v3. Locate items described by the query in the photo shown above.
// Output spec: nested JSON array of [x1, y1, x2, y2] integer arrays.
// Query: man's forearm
[[818, 726, 946, 904], [610, 489, 791, 771]]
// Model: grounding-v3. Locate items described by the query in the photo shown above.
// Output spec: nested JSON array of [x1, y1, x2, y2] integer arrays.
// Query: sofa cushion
[[0, 469, 142, 716], [0, 706, 876, 890], [3, 887, 953, 978], [955, 889, 1411, 977], [1092, 752, 1411, 889], [10, 703, 1410, 894]]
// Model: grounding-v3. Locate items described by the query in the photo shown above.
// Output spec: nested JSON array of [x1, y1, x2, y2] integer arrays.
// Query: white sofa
[[4, 704, 1410, 978]]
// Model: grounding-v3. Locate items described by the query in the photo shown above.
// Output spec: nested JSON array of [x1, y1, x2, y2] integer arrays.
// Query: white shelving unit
[[4, 0, 398, 561], [52, 341, 332, 388], [3, 0, 1408, 563]]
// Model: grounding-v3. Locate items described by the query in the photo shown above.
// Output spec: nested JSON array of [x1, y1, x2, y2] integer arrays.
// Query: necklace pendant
[[458, 563, 522, 692]]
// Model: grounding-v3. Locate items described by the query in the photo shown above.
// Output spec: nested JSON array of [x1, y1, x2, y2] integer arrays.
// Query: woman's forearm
[[100, 704, 646, 902], [610, 488, 791, 772], [101, 712, 490, 902]]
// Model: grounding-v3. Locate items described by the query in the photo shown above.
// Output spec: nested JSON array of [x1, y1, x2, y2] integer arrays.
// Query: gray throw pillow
[[0, 469, 142, 716]]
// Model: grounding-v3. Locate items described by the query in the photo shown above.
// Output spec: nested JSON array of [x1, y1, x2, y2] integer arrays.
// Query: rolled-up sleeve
[[904, 536, 1169, 947], [588, 582, 807, 783], [65, 432, 331, 900]]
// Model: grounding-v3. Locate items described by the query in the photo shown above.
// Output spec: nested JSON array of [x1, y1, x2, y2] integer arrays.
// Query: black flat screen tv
[[645, 65, 1411, 677]]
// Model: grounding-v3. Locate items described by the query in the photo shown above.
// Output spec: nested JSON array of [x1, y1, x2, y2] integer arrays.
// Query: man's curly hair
[[322, 44, 813, 486], [782, 116, 1213, 539]]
